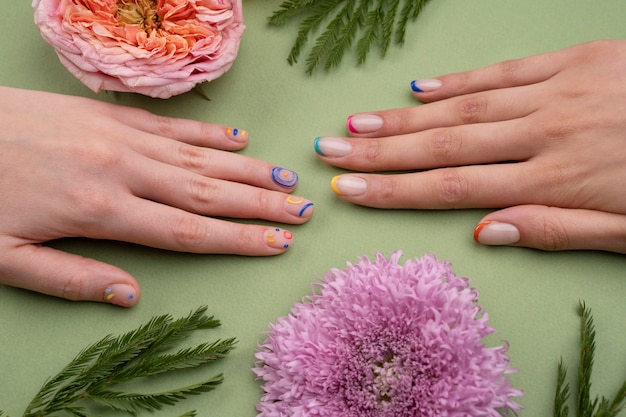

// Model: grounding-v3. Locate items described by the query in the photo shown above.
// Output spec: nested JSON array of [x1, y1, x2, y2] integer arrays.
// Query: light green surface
[[1, 1, 626, 415]]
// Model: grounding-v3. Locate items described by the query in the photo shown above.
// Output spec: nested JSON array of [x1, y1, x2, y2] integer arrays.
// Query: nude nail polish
[[226, 127, 248, 142], [314, 136, 352, 157], [264, 227, 294, 250], [284, 196, 314, 217], [331, 175, 367, 196], [103, 284, 137, 307], [474, 221, 520, 246], [410, 79, 442, 93], [347, 114, 383, 134]]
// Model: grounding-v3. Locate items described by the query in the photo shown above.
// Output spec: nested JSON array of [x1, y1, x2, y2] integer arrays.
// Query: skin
[[316, 40, 626, 254], [0, 86, 313, 306]]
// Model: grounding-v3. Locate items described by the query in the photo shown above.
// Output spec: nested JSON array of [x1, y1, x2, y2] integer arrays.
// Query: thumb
[[472, 205, 626, 253], [1, 243, 140, 307]]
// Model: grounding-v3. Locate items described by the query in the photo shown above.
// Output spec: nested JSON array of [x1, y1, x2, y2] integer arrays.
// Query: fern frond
[[113, 337, 237, 381], [304, 0, 351, 74], [286, 0, 341, 65], [379, 0, 400, 57], [553, 301, 626, 417], [554, 358, 571, 417], [324, 0, 368, 71], [578, 301, 597, 417], [89, 375, 223, 414], [356, 7, 382, 65], [20, 306, 234, 417], [268, 0, 321, 26], [268, 0, 432, 73]]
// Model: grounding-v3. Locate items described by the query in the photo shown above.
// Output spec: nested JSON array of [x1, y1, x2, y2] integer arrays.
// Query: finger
[[328, 165, 536, 210], [127, 158, 313, 223], [411, 45, 573, 102], [0, 243, 139, 307], [345, 83, 540, 138], [473, 205, 626, 253], [128, 138, 302, 192], [315, 117, 537, 172], [111, 104, 250, 150], [89, 198, 297, 255]]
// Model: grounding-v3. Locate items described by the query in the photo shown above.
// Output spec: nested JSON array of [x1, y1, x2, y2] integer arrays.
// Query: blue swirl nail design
[[272, 167, 299, 188]]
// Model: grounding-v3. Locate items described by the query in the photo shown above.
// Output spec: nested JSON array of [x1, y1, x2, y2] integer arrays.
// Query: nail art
[[285, 196, 314, 217], [265, 227, 293, 249], [226, 127, 248, 141], [272, 167, 299, 188], [314, 136, 352, 157], [347, 114, 384, 134], [103, 284, 136, 306], [330, 175, 368, 196], [474, 221, 521, 246], [410, 79, 443, 93]]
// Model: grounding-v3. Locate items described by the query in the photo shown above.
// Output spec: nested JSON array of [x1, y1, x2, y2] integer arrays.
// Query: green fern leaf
[[20, 306, 234, 417], [553, 301, 626, 417], [268, 0, 432, 73], [554, 358, 571, 417], [89, 375, 223, 414]]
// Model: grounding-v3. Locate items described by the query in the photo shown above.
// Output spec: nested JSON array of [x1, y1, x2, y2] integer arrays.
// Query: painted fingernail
[[331, 175, 367, 196], [264, 227, 293, 250], [226, 127, 248, 142], [347, 114, 383, 134], [285, 195, 314, 217], [410, 78, 442, 93], [473, 221, 521, 246], [314, 136, 352, 157], [271, 167, 299, 189], [103, 284, 137, 307]]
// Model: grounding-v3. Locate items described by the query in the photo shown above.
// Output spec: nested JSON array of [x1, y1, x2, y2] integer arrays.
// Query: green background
[[1, 0, 625, 415]]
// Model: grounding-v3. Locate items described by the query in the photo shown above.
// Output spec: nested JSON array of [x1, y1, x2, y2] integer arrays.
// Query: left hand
[[314, 40, 626, 253]]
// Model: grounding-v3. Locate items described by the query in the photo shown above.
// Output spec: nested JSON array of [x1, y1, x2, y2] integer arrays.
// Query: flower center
[[371, 351, 399, 403], [116, 0, 160, 34]]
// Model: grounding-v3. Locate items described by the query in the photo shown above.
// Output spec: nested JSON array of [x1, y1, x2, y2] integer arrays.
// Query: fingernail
[[284, 195, 314, 218], [314, 136, 352, 157], [226, 127, 248, 142], [474, 221, 521, 246], [347, 114, 383, 134], [264, 227, 293, 250], [331, 175, 367, 196], [271, 167, 299, 189], [103, 284, 137, 307], [410, 78, 442, 93]]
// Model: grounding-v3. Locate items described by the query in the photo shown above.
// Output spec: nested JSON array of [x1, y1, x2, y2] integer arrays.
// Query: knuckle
[[538, 217, 570, 251], [434, 169, 468, 207], [61, 273, 87, 301], [150, 113, 177, 138], [69, 185, 116, 222], [178, 144, 209, 171], [377, 176, 396, 204], [429, 129, 461, 164], [169, 216, 208, 250], [72, 140, 123, 169], [365, 139, 382, 164], [456, 95, 487, 124], [542, 119, 576, 140], [496, 58, 524, 83], [187, 177, 219, 207]]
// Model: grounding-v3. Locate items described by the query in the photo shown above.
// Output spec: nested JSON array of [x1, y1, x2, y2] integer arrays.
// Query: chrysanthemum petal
[[254, 251, 523, 417]]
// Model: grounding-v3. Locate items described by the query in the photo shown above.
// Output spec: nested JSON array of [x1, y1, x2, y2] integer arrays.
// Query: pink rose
[[32, 0, 245, 98]]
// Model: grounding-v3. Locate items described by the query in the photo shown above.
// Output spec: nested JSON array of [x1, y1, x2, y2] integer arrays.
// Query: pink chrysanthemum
[[254, 252, 523, 417]]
